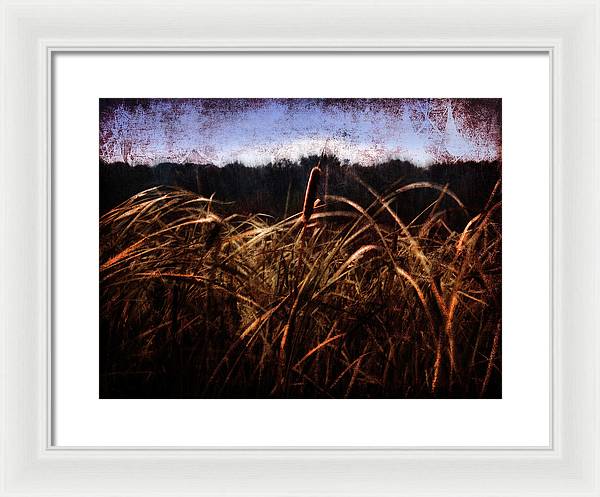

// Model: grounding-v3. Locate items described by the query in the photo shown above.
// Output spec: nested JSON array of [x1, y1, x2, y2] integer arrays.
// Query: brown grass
[[99, 175, 501, 399]]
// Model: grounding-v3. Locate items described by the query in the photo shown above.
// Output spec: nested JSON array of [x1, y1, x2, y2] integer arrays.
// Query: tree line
[[100, 155, 501, 228]]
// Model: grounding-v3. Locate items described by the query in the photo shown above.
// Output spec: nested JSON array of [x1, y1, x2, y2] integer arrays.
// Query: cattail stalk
[[281, 164, 322, 391], [301, 166, 321, 225]]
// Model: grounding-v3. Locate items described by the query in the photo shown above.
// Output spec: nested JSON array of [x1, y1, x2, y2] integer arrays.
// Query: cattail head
[[302, 166, 321, 224]]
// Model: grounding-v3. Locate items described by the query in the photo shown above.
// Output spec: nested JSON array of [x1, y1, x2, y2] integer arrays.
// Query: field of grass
[[100, 165, 501, 398]]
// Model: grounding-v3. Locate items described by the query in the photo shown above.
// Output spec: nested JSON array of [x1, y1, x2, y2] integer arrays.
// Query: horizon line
[[99, 156, 502, 169]]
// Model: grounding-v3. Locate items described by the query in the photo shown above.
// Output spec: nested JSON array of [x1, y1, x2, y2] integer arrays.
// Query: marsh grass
[[100, 175, 501, 398]]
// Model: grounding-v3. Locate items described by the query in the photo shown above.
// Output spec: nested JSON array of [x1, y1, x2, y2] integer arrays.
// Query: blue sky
[[99, 98, 501, 167]]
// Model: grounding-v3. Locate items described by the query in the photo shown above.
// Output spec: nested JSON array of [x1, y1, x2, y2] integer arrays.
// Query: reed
[[99, 175, 501, 399], [301, 166, 321, 225]]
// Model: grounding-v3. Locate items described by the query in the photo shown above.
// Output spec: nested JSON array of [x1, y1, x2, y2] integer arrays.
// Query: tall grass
[[100, 175, 501, 398]]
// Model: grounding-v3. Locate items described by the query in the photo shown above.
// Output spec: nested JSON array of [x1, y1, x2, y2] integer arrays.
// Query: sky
[[99, 98, 501, 167]]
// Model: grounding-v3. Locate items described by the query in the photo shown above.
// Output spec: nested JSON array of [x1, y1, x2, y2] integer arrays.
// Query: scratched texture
[[99, 98, 501, 167]]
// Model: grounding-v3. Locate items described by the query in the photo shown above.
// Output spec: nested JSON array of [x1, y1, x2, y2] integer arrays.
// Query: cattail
[[301, 166, 321, 224]]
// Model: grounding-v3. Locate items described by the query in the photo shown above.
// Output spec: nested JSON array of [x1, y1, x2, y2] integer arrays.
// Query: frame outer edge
[[0, 0, 9, 494], [1, 0, 600, 496]]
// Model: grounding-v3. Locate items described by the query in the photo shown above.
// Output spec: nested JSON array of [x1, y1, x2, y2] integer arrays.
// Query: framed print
[[1, 1, 599, 496]]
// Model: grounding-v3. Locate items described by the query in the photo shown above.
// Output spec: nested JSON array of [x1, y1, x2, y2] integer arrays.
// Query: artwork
[[99, 98, 501, 399]]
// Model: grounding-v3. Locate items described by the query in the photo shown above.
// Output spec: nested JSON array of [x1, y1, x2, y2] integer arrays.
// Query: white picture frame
[[1, 0, 598, 495]]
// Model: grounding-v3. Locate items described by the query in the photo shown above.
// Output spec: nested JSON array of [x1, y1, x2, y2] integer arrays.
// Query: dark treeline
[[100, 156, 501, 227]]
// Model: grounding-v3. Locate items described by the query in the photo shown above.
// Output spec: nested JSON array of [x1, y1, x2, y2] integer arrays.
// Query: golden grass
[[100, 177, 501, 398]]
